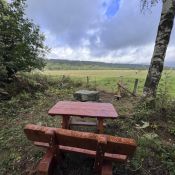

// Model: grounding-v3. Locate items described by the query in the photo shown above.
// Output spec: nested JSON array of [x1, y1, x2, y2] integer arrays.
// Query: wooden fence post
[[133, 79, 139, 96], [117, 83, 121, 99], [94, 77, 97, 90], [86, 76, 89, 87]]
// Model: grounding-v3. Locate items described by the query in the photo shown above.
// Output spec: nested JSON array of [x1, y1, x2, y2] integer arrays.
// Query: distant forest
[[46, 59, 149, 70]]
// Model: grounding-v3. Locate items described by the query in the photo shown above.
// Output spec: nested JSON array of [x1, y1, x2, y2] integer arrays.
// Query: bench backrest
[[24, 124, 136, 156]]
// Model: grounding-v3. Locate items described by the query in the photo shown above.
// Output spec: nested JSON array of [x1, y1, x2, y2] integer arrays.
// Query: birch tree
[[142, 0, 175, 97]]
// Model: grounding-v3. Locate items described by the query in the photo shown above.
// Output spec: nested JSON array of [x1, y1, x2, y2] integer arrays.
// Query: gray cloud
[[26, 0, 102, 47], [25, 0, 175, 65], [88, 1, 164, 56]]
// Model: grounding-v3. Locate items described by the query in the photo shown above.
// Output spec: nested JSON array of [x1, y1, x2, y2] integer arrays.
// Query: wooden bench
[[24, 124, 137, 175]]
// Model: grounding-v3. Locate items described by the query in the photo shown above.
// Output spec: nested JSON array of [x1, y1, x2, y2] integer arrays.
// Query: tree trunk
[[143, 0, 175, 97]]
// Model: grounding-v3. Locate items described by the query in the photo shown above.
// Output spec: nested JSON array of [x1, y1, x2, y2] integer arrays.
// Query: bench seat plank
[[24, 124, 136, 156], [34, 142, 127, 162]]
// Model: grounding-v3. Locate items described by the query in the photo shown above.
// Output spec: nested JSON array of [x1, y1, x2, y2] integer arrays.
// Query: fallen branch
[[118, 83, 136, 97]]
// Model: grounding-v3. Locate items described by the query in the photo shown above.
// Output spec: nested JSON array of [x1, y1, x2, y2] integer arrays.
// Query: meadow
[[1, 69, 175, 175], [40, 69, 175, 96]]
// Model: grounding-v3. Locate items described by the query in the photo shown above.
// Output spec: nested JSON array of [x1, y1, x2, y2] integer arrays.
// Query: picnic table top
[[48, 101, 118, 119]]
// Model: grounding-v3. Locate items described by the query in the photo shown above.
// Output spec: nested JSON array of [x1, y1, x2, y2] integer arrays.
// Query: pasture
[[1, 69, 175, 175], [40, 69, 175, 96]]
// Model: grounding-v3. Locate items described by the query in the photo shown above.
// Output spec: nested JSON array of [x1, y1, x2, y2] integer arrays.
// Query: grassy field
[[1, 72, 175, 175], [40, 69, 175, 96]]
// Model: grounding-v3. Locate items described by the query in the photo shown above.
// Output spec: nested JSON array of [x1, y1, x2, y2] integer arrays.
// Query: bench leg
[[97, 118, 104, 134], [101, 160, 112, 175], [94, 137, 107, 174], [37, 149, 56, 175]]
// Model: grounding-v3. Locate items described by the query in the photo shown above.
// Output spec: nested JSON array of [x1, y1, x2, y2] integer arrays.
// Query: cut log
[[118, 83, 136, 97]]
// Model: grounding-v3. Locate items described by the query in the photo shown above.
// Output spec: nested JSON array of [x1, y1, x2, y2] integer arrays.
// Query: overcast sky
[[25, 0, 175, 66]]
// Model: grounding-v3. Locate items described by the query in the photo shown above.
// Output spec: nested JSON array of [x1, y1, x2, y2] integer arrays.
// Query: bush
[[0, 0, 48, 78]]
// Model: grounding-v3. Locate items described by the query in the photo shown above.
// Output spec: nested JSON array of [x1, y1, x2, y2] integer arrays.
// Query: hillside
[[46, 59, 148, 70]]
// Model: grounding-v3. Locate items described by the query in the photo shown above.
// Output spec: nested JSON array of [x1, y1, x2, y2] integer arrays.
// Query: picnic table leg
[[62, 116, 70, 129], [97, 118, 104, 134]]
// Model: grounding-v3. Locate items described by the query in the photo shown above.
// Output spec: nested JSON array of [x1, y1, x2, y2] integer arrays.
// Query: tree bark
[[143, 0, 175, 97]]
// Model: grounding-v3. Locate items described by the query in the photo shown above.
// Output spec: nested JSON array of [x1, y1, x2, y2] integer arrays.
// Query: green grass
[[0, 87, 75, 175], [1, 73, 175, 175], [38, 69, 175, 96]]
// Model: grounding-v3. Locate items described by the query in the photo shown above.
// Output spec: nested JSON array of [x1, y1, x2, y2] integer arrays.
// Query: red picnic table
[[48, 101, 118, 133]]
